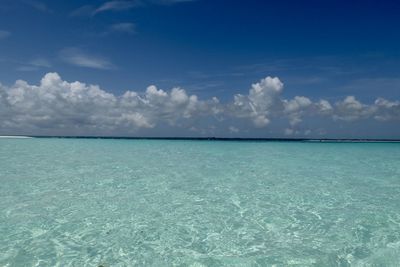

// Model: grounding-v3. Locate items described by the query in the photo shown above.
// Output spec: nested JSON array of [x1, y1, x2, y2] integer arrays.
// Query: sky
[[0, 0, 400, 138]]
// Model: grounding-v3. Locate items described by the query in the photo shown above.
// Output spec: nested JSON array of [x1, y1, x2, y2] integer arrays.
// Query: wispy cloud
[[150, 0, 197, 5], [29, 58, 51, 68], [17, 58, 52, 72], [70, 1, 139, 17], [70, 0, 197, 17], [69, 5, 95, 17], [16, 66, 40, 72], [59, 48, 114, 70], [106, 23, 136, 35], [93, 0, 139, 15], [23, 0, 53, 13], [0, 30, 11, 39]]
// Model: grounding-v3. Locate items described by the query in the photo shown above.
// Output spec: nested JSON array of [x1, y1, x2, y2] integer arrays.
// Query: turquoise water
[[0, 139, 400, 266]]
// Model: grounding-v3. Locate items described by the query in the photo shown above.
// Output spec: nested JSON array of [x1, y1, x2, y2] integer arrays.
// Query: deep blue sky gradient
[[1, 0, 399, 98], [0, 0, 399, 137]]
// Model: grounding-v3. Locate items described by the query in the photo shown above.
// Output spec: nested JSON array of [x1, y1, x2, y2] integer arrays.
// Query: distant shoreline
[[0, 136, 32, 139], [1, 135, 400, 143]]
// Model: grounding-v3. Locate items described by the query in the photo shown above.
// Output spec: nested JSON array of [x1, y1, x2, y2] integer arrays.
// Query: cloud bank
[[0, 73, 399, 137]]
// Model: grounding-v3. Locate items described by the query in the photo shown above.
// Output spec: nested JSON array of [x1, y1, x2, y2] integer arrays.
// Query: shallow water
[[0, 138, 400, 266]]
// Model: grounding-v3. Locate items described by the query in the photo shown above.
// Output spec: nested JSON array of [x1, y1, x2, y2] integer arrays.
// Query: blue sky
[[0, 0, 400, 138]]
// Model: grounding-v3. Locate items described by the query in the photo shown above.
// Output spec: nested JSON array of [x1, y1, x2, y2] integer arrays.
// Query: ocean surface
[[0, 138, 400, 267]]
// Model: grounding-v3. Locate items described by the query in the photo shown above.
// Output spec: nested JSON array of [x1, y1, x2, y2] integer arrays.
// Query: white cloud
[[0, 73, 220, 135], [0, 73, 399, 136], [59, 48, 114, 70], [333, 96, 374, 121], [227, 76, 400, 131], [283, 96, 312, 126], [230, 76, 283, 127], [284, 96, 312, 113], [373, 98, 400, 121], [228, 77, 319, 127], [316, 99, 333, 114]]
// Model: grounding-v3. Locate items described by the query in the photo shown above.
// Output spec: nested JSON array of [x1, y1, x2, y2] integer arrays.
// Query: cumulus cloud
[[333, 96, 374, 121], [228, 77, 324, 127], [59, 48, 114, 70], [373, 98, 400, 121], [316, 99, 333, 115], [0, 73, 220, 135], [0, 73, 399, 136], [283, 96, 312, 126], [226, 76, 400, 133], [230, 77, 283, 127]]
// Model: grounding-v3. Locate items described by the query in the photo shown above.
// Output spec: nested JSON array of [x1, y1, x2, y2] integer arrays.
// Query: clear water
[[1, 138, 400, 267]]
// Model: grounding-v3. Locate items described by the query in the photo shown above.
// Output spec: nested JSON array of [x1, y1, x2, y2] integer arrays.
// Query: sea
[[0, 137, 399, 266]]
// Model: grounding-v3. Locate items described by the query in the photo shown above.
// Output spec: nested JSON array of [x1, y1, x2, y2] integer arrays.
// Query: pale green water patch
[[0, 139, 400, 266]]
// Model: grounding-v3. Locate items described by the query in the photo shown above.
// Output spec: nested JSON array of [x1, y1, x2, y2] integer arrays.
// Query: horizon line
[[1, 135, 400, 142]]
